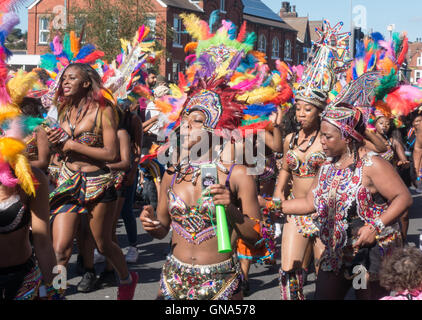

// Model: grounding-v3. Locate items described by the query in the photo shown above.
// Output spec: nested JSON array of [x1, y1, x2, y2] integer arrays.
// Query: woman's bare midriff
[[65, 153, 105, 173], [291, 176, 315, 199], [0, 227, 32, 268]]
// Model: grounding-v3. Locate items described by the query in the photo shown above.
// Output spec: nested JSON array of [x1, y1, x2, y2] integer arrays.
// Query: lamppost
[[387, 24, 395, 40]]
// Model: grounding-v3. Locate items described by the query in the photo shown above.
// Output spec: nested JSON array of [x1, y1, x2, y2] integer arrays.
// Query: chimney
[[280, 1, 291, 17]]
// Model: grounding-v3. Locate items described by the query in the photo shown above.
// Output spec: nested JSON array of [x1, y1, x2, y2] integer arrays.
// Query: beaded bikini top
[[167, 164, 236, 245], [285, 149, 326, 178]]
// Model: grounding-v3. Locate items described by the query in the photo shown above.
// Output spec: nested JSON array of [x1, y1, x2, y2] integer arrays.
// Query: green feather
[[375, 69, 397, 100], [243, 32, 257, 46], [63, 33, 74, 61], [22, 117, 45, 136]]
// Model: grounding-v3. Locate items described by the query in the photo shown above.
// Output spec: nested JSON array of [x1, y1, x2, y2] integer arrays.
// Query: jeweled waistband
[[165, 254, 239, 273]]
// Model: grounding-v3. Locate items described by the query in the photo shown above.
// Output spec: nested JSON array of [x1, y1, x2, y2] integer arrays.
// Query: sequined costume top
[[0, 195, 31, 234], [167, 164, 236, 245], [312, 152, 401, 273], [380, 147, 394, 163], [285, 149, 326, 178]]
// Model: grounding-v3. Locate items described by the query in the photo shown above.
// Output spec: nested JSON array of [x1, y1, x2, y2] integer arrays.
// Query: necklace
[[289, 129, 319, 153]]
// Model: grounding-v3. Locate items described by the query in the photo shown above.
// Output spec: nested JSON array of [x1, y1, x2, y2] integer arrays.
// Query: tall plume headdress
[[295, 20, 351, 109], [0, 4, 41, 196]]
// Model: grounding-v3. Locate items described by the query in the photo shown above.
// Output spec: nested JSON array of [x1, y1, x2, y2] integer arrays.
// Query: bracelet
[[263, 198, 284, 218], [366, 218, 385, 234]]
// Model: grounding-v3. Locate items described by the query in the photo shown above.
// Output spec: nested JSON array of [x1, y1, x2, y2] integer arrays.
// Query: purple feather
[[0, 12, 19, 34], [197, 53, 215, 79]]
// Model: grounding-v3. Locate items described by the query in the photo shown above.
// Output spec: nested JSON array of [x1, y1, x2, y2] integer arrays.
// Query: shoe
[[95, 270, 118, 289], [117, 271, 139, 300], [241, 280, 250, 297], [125, 246, 139, 264], [77, 271, 97, 293], [274, 223, 282, 239], [94, 249, 106, 264]]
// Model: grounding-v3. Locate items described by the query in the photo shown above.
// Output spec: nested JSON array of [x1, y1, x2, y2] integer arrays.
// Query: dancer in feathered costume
[[0, 2, 63, 300], [140, 15, 287, 300]]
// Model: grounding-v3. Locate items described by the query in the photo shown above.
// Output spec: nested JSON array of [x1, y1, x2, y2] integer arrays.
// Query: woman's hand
[[397, 160, 410, 168], [46, 127, 64, 146], [269, 106, 283, 127], [208, 184, 231, 207], [353, 224, 377, 249], [257, 195, 268, 208], [140, 205, 162, 231]]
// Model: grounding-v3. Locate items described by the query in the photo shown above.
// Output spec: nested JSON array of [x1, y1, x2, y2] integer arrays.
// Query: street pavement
[[65, 190, 422, 300]]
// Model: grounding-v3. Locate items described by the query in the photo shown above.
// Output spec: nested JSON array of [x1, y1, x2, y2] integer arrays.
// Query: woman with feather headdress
[[0, 5, 62, 300], [139, 15, 272, 300]]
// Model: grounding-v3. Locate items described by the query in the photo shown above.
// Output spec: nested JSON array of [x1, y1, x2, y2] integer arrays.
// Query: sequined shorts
[[288, 193, 319, 238], [160, 255, 242, 300]]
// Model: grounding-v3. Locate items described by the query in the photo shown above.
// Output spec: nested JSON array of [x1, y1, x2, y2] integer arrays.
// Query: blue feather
[[355, 40, 365, 59], [244, 104, 276, 116], [262, 75, 273, 87], [209, 10, 220, 33], [370, 32, 384, 43], [367, 54, 376, 71], [76, 44, 95, 60]]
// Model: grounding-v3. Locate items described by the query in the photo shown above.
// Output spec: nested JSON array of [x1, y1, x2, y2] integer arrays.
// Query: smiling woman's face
[[61, 66, 89, 97]]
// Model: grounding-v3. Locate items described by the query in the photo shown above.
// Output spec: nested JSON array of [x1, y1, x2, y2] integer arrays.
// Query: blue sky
[[15, 0, 422, 41], [263, 0, 422, 41]]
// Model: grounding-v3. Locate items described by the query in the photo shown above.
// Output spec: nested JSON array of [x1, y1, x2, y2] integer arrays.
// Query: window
[[146, 15, 156, 37], [39, 17, 50, 45], [418, 56, 422, 67], [258, 34, 266, 53], [416, 70, 422, 84], [173, 16, 182, 47], [271, 37, 280, 59], [220, 0, 226, 13], [284, 39, 292, 61], [173, 62, 181, 82]]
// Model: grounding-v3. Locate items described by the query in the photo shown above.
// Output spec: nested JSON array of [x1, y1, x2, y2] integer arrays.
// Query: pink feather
[[3, 118, 23, 139], [137, 25, 145, 43], [53, 36, 63, 56], [0, 161, 18, 187]]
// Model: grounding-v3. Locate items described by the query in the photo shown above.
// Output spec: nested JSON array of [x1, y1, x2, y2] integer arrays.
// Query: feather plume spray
[[70, 31, 80, 58], [396, 35, 408, 66], [75, 44, 95, 60], [52, 36, 63, 56], [185, 54, 196, 65], [243, 32, 257, 46], [2, 117, 22, 139], [0, 0, 25, 11], [386, 86, 422, 116], [180, 13, 211, 41], [76, 51, 104, 64], [250, 50, 266, 63], [0, 137, 25, 160], [197, 53, 216, 79], [375, 69, 398, 101], [378, 40, 395, 59], [243, 104, 276, 116], [62, 33, 73, 61], [371, 32, 384, 44], [237, 54, 257, 73], [177, 72, 188, 92], [222, 20, 237, 40], [0, 161, 18, 187], [11, 153, 35, 196], [7, 70, 39, 105], [0, 105, 19, 122], [208, 10, 220, 34], [377, 56, 397, 76], [21, 117, 44, 136], [236, 87, 277, 104], [236, 21, 247, 43], [184, 42, 198, 54]]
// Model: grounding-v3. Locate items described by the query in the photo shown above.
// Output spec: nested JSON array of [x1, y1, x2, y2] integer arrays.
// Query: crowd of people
[[1, 4, 422, 301]]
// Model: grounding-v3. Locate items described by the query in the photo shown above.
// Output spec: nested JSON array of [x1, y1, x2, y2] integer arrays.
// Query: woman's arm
[[30, 168, 58, 284], [61, 106, 119, 162], [280, 174, 317, 215], [142, 116, 159, 133], [107, 130, 131, 171], [273, 134, 292, 201], [393, 138, 410, 166], [31, 128, 50, 171], [363, 129, 388, 153], [210, 165, 261, 246], [264, 107, 284, 153], [139, 170, 172, 239]]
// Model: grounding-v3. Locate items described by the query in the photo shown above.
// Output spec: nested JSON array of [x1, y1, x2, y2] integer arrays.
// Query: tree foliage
[[66, 0, 168, 63], [6, 28, 27, 50]]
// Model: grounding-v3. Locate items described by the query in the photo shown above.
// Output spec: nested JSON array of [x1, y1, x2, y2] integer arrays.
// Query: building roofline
[[28, 0, 42, 10]]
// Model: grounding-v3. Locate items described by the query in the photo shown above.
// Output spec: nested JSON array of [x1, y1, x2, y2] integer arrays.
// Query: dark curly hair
[[379, 247, 422, 293]]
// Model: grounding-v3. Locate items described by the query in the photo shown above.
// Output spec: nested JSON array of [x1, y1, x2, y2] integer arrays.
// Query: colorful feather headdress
[[155, 14, 293, 139], [295, 20, 351, 109], [102, 25, 158, 102], [0, 8, 40, 196], [40, 31, 107, 109]]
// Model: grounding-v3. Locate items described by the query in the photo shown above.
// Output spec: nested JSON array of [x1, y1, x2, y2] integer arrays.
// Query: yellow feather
[[236, 87, 277, 104], [0, 105, 21, 123], [11, 154, 35, 197], [169, 84, 182, 98], [0, 137, 26, 160], [180, 13, 208, 41], [7, 70, 39, 105]]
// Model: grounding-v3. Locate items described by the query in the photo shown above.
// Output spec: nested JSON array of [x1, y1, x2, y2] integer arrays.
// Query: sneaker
[[95, 270, 118, 289], [274, 223, 282, 239], [241, 280, 250, 297], [125, 246, 139, 264], [117, 271, 139, 300], [77, 271, 97, 293], [94, 249, 106, 264]]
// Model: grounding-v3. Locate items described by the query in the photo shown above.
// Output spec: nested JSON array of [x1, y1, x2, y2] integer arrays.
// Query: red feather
[[397, 36, 408, 67], [76, 51, 104, 64], [236, 21, 247, 42]]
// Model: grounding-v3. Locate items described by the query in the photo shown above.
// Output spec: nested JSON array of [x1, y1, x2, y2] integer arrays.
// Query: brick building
[[407, 41, 422, 85], [26, 0, 298, 82]]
